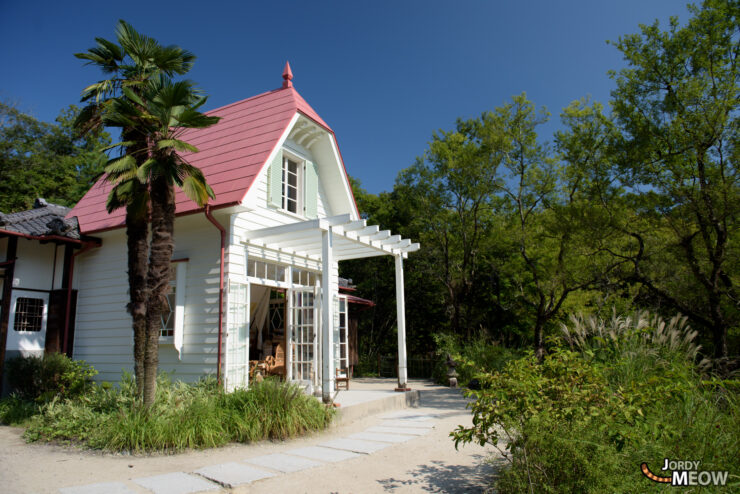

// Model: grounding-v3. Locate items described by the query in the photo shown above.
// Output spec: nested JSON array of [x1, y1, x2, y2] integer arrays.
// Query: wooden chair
[[265, 343, 285, 378], [335, 366, 351, 390]]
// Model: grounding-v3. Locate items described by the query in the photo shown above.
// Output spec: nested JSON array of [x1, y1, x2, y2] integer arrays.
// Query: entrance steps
[[329, 378, 422, 426]]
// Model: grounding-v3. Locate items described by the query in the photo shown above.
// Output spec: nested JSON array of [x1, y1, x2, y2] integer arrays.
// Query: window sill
[[159, 336, 174, 344], [268, 204, 307, 221]]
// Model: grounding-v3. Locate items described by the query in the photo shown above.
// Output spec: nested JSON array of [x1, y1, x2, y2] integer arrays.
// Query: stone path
[[58, 411, 445, 494]]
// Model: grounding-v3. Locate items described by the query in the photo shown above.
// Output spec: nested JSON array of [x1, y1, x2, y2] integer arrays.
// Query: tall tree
[[75, 21, 195, 397], [609, 0, 740, 358], [395, 121, 501, 339], [102, 75, 219, 405], [0, 102, 109, 212]]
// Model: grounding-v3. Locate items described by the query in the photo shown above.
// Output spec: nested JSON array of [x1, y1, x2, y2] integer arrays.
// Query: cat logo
[[641, 459, 729, 487]]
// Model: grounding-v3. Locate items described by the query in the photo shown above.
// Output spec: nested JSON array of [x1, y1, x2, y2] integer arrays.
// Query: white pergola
[[241, 213, 420, 402]]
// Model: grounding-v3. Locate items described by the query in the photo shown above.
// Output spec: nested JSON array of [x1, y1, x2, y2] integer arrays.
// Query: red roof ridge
[[203, 87, 289, 116]]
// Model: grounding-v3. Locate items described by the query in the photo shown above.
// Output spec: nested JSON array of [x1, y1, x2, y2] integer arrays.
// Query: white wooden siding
[[10, 239, 59, 291], [73, 216, 223, 383], [72, 132, 354, 383]]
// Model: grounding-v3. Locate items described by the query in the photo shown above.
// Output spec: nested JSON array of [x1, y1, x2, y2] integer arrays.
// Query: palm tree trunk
[[122, 128, 150, 400], [143, 176, 176, 407], [126, 203, 149, 399]]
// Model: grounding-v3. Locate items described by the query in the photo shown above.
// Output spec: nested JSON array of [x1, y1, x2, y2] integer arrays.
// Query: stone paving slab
[[319, 438, 391, 454], [133, 472, 219, 494], [365, 425, 430, 435], [287, 446, 363, 463], [380, 419, 436, 428], [244, 453, 323, 473], [59, 482, 137, 494], [350, 432, 415, 443], [381, 411, 439, 421], [195, 462, 274, 488]]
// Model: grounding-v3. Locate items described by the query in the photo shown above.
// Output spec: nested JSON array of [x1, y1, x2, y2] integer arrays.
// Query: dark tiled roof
[[0, 198, 80, 240]]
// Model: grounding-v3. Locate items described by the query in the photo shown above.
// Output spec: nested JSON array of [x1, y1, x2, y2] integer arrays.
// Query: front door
[[288, 287, 317, 387], [6, 290, 49, 356]]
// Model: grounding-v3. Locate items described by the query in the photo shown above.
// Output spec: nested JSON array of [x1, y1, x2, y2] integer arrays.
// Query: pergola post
[[395, 254, 409, 391], [321, 227, 335, 403]]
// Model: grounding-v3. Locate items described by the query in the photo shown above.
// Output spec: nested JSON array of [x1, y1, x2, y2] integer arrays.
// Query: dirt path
[[0, 382, 500, 493]]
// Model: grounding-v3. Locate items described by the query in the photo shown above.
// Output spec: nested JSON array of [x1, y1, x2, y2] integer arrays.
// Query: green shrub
[[0, 395, 39, 424], [5, 353, 96, 403], [453, 310, 740, 493], [24, 374, 333, 453], [432, 332, 522, 386]]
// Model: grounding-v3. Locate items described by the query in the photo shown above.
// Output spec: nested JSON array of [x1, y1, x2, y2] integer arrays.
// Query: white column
[[286, 287, 293, 382], [321, 227, 335, 403], [395, 254, 408, 389], [245, 280, 251, 388]]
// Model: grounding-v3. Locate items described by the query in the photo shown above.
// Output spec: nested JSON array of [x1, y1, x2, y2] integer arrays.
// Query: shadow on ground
[[376, 454, 498, 493], [417, 386, 474, 421]]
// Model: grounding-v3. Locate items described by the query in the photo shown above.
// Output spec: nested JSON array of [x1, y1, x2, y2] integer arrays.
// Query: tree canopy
[[342, 0, 739, 361], [0, 102, 110, 212]]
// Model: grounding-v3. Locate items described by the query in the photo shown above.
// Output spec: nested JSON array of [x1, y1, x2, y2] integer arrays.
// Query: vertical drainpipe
[[204, 205, 226, 386], [63, 241, 99, 357]]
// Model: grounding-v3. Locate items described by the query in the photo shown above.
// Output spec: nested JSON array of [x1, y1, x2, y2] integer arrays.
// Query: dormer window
[[268, 149, 319, 218], [282, 157, 302, 214]]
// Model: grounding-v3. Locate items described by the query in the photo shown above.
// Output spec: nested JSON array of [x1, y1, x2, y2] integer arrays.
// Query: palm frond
[[100, 140, 136, 153], [156, 139, 199, 153], [104, 155, 137, 176], [136, 158, 157, 183], [121, 86, 146, 107], [181, 175, 215, 206]]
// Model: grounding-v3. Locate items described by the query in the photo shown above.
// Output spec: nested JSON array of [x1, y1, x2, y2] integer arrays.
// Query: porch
[[229, 214, 419, 402]]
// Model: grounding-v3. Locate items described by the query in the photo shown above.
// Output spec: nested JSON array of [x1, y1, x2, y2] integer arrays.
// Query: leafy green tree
[[0, 102, 109, 212], [395, 119, 502, 339], [609, 0, 740, 358], [75, 21, 197, 399], [481, 94, 621, 359]]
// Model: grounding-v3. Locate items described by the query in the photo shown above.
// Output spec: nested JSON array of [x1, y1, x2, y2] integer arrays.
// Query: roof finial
[[282, 61, 293, 88]]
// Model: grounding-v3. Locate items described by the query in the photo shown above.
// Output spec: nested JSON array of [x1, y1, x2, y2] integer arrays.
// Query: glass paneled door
[[288, 288, 317, 386], [334, 295, 349, 372], [226, 281, 249, 390]]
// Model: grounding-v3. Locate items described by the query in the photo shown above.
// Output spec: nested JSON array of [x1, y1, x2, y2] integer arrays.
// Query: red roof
[[68, 85, 334, 233]]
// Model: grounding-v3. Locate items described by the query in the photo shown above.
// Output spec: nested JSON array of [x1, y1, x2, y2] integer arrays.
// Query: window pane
[[13, 297, 44, 332]]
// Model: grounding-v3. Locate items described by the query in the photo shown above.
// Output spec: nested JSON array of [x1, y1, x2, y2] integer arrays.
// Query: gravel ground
[[0, 380, 501, 493]]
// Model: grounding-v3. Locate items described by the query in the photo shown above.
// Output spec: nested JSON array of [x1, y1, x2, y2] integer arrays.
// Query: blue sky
[[1, 1, 690, 194]]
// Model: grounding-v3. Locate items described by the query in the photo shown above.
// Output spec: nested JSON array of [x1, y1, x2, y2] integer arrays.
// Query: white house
[[65, 63, 419, 401]]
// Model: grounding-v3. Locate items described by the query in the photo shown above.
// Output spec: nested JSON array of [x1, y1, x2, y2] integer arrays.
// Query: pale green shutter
[[304, 160, 318, 218], [267, 149, 283, 208]]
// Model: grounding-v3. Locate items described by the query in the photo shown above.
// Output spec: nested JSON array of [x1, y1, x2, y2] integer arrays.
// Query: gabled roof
[[68, 82, 340, 234], [0, 198, 81, 241]]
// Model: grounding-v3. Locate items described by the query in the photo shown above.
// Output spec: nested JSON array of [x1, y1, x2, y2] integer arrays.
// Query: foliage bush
[[432, 332, 522, 386], [17, 374, 333, 453], [5, 353, 96, 403], [453, 311, 740, 493]]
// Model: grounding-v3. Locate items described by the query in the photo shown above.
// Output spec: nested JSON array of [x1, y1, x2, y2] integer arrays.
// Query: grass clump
[[453, 310, 740, 493], [5, 373, 332, 454]]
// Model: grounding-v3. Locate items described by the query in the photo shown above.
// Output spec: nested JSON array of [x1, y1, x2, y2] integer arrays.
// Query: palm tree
[[102, 75, 219, 405], [75, 21, 195, 398]]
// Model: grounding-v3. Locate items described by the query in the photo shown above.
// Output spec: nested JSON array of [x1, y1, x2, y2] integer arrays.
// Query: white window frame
[[159, 260, 187, 357], [281, 154, 305, 216], [6, 290, 49, 352]]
